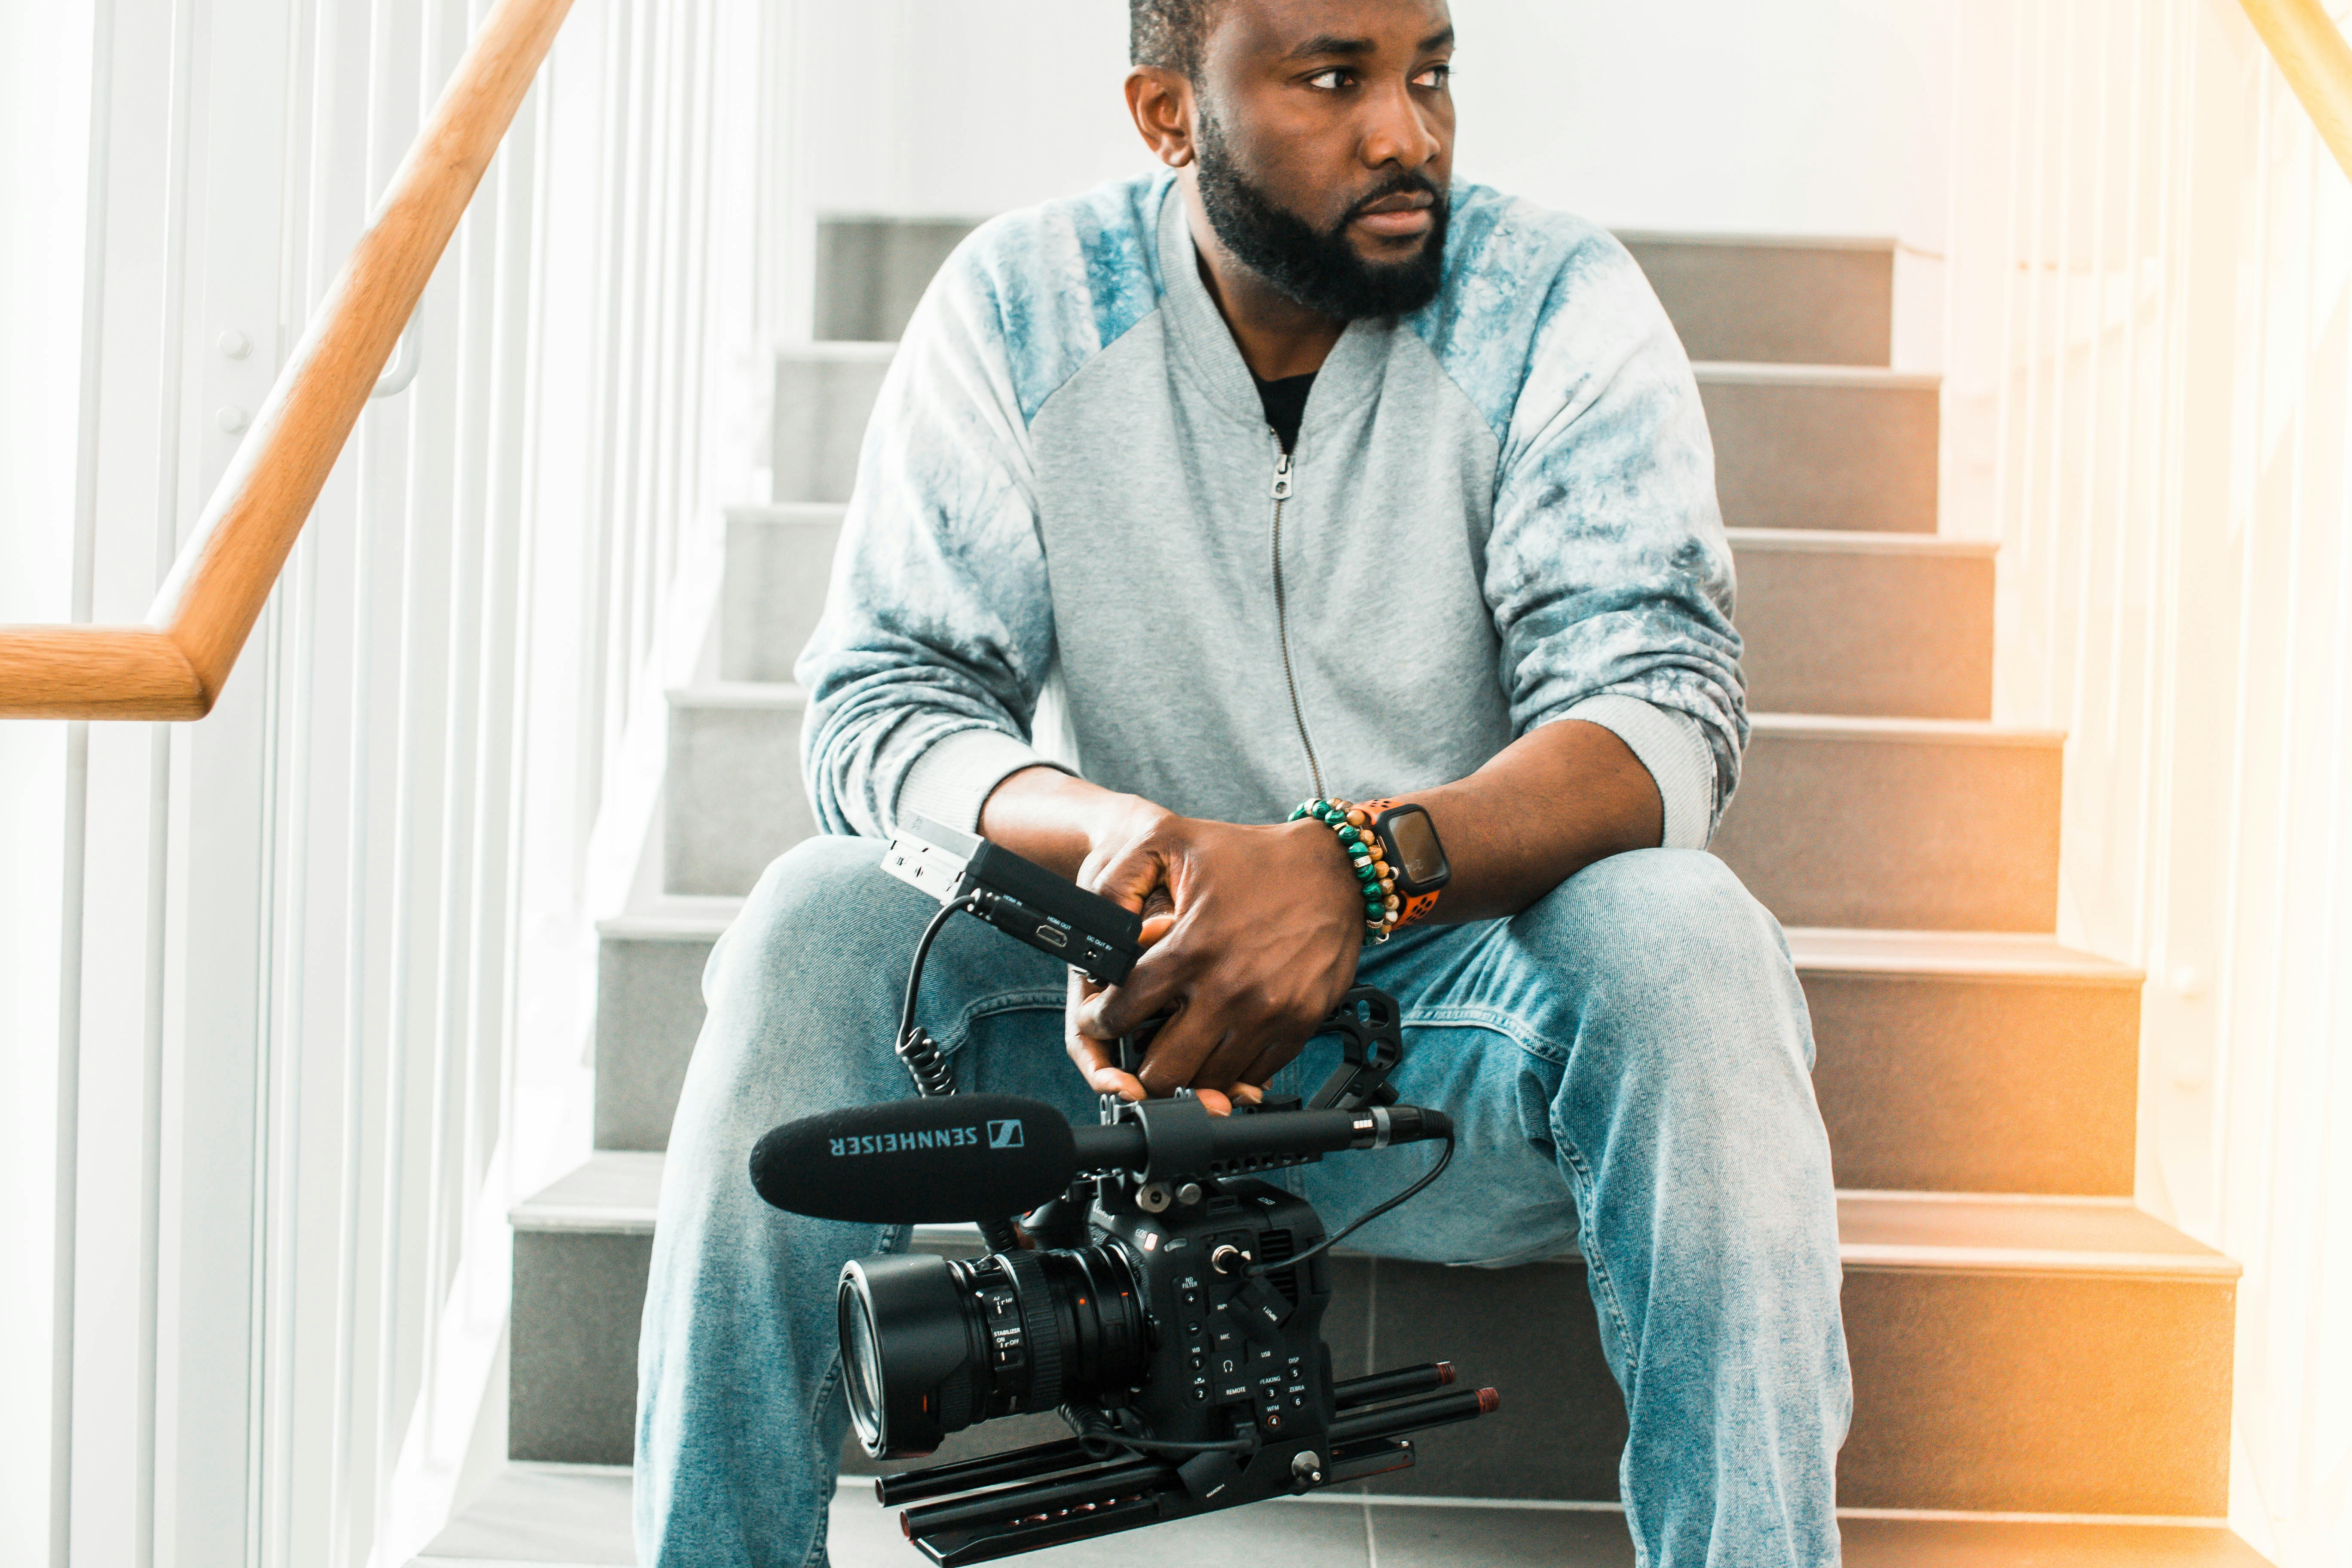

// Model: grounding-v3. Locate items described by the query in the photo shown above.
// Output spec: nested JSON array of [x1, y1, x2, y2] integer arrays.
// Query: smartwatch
[[1370, 802, 1451, 895], [1359, 798, 1452, 930]]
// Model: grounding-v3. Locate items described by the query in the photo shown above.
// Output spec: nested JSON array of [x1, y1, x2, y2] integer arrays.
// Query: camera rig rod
[[1331, 1360, 1457, 1411], [890, 1372, 1501, 1567], [872, 1439, 1093, 1509]]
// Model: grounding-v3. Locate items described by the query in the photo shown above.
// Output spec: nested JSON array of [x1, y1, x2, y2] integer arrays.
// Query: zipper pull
[[1271, 449, 1294, 501]]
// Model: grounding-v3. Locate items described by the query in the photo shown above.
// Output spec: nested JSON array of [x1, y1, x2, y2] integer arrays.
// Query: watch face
[[1387, 808, 1447, 886]]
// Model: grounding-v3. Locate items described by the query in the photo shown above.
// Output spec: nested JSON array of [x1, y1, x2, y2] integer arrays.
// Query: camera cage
[[846, 825, 1499, 1566]]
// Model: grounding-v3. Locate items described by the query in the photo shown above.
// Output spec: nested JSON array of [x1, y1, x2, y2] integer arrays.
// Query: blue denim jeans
[[635, 836, 1850, 1566]]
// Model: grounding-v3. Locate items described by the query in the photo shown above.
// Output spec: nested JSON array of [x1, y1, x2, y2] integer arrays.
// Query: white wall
[[1941, 1, 2352, 1559], [784, 0, 1953, 240]]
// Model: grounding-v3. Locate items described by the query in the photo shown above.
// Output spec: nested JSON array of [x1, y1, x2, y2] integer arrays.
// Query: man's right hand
[[976, 768, 1367, 1106]]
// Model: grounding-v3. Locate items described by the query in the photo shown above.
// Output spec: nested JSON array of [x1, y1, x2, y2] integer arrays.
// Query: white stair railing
[[12, 2, 782, 1565]]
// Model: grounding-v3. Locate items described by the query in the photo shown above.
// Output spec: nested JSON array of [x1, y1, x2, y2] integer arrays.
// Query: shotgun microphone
[[749, 1096, 1088, 1225], [748, 1094, 1453, 1225]]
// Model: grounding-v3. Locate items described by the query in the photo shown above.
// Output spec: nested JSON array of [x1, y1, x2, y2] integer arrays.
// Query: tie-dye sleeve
[[792, 248, 1066, 841], [1481, 229, 1748, 838]]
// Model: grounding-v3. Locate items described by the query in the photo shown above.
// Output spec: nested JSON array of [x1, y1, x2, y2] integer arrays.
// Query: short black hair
[[1130, 0, 1217, 78]]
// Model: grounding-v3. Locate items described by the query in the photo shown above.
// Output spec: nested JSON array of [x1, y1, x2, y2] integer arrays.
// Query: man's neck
[[1181, 178, 1344, 382]]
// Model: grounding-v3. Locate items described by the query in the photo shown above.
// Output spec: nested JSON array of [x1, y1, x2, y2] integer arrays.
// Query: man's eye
[[1306, 68, 1353, 90], [1413, 64, 1452, 89]]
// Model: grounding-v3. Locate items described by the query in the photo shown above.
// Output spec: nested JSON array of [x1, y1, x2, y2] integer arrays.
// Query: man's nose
[[1359, 76, 1444, 171]]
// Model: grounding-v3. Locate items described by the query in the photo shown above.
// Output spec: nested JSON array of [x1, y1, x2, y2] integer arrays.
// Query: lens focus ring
[[998, 1249, 1064, 1411]]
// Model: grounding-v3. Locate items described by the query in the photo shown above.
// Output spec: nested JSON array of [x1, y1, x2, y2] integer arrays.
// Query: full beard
[[1193, 106, 1449, 322]]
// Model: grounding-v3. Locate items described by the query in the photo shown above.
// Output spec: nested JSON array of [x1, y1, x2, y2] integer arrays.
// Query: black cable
[[898, 892, 983, 1055], [1098, 1433, 1256, 1458], [1066, 1408, 1253, 1460], [1249, 1131, 1455, 1277]]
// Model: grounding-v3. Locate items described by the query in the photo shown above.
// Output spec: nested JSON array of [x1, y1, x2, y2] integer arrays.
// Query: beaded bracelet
[[1289, 796, 1402, 942]]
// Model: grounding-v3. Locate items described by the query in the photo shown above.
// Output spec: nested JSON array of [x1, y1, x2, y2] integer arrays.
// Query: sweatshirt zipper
[[1268, 440, 1327, 801]]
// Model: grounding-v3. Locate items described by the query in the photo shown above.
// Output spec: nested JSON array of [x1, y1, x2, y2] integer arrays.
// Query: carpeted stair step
[[772, 350, 1939, 534], [507, 1161, 2235, 1519], [715, 505, 1995, 719], [1711, 716, 2064, 932], [812, 216, 1899, 369], [588, 912, 2139, 1199]]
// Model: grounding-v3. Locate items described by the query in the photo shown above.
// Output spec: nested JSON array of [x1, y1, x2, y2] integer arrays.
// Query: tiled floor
[[410, 1467, 1636, 1568], [410, 1464, 2270, 1568]]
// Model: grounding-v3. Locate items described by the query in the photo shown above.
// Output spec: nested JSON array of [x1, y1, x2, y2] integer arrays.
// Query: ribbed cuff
[[891, 727, 1071, 835], [1558, 696, 1718, 851]]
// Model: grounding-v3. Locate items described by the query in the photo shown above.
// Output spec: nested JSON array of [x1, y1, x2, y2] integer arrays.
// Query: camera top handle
[[1111, 986, 1405, 1112]]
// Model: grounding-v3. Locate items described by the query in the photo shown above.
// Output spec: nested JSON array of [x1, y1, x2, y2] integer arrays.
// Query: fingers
[[1075, 940, 1196, 1041], [1130, 999, 1224, 1098], [1234, 1041, 1298, 1093], [1065, 968, 1145, 1101], [1080, 827, 1172, 916]]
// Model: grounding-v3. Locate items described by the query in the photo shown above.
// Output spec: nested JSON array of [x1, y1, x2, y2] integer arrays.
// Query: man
[[635, 0, 1850, 1562]]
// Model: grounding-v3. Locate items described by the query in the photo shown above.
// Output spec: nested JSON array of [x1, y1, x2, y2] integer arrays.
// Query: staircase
[[415, 222, 2269, 1566]]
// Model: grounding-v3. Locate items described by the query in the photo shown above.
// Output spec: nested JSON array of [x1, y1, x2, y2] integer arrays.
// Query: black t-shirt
[[1253, 369, 1316, 453]]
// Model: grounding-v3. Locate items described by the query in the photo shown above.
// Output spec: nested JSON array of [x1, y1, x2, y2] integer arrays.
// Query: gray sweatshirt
[[796, 171, 1744, 850]]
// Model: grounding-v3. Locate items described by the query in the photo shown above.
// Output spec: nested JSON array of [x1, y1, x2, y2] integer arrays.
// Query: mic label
[[987, 1118, 1026, 1148], [827, 1126, 980, 1158]]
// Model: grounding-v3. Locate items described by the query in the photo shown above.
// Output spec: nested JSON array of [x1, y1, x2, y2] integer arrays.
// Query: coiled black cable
[[894, 893, 1022, 1253]]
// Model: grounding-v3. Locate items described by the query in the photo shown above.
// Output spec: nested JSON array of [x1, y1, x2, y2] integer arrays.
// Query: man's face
[[1190, 0, 1456, 321]]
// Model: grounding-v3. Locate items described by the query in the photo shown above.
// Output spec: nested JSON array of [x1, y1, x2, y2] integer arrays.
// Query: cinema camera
[[748, 818, 1501, 1565]]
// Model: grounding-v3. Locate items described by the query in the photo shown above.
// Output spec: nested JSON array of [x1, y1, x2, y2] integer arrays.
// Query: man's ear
[[1125, 66, 1197, 168]]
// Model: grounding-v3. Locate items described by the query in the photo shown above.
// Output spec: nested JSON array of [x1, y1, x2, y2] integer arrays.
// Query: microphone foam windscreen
[[748, 1094, 1078, 1224]]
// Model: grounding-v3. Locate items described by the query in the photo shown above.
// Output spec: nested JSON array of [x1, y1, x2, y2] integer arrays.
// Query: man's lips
[[1351, 190, 1436, 239]]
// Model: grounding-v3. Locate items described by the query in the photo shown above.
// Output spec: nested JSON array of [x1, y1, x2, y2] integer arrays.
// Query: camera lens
[[837, 1243, 1147, 1459]]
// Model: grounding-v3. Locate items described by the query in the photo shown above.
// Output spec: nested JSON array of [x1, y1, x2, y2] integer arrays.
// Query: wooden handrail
[[2242, 0, 2352, 183], [0, 0, 576, 720]]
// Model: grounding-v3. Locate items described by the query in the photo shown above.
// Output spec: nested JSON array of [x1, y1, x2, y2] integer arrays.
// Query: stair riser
[[720, 514, 840, 684], [816, 219, 981, 344], [1735, 545, 1993, 719], [1620, 239, 1893, 368], [594, 937, 711, 1152], [770, 361, 1937, 526], [1700, 377, 1940, 533], [1810, 971, 2139, 1195], [510, 1231, 650, 1467], [665, 701, 816, 897], [717, 514, 1992, 719], [772, 354, 892, 506], [815, 217, 1897, 368], [592, 932, 2137, 1198], [1712, 731, 2062, 931], [510, 1242, 2230, 1516]]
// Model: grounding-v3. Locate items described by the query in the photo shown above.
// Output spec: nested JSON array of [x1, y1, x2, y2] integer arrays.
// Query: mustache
[[1338, 171, 1448, 228]]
